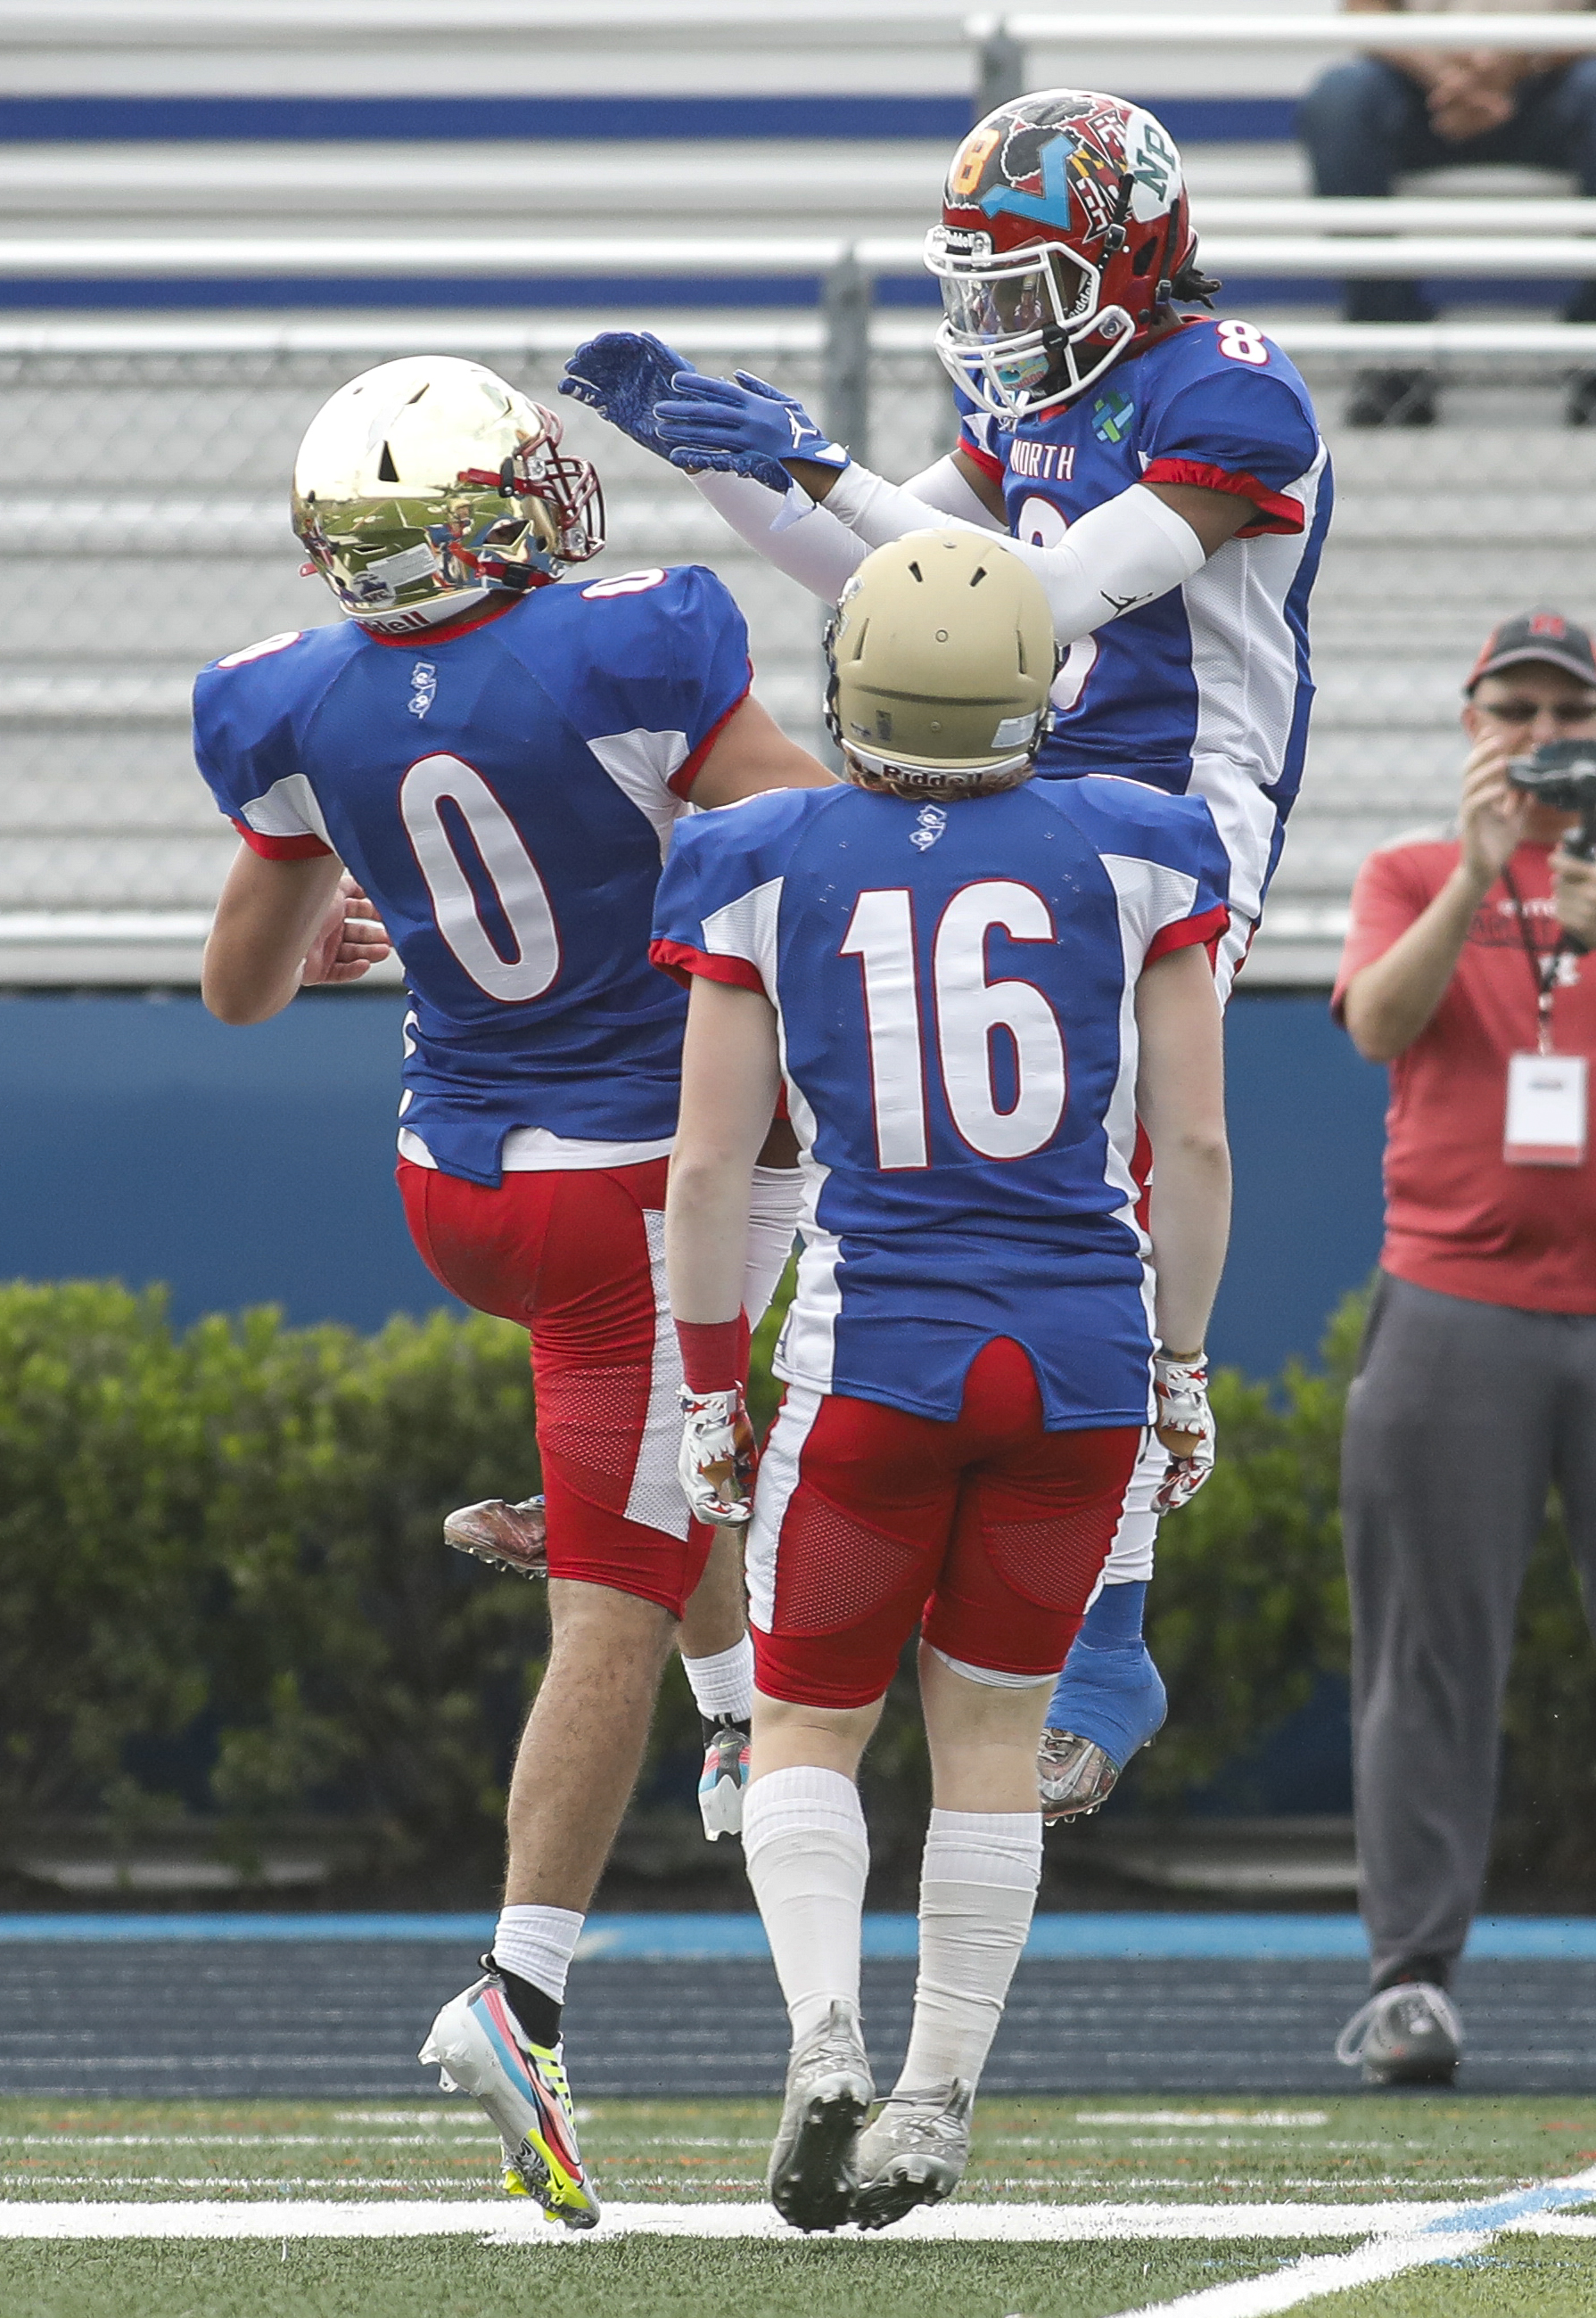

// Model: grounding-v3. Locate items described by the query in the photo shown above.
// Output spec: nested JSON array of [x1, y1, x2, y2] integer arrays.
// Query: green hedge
[[1, 1279, 1591, 1886]]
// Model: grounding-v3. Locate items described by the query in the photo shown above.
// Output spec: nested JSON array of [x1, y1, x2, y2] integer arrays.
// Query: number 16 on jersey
[[841, 879, 1067, 1169]]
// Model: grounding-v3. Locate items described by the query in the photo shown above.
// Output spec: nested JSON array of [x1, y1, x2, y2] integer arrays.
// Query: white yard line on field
[[0, 2199, 1472, 2241], [1118, 2165, 1596, 2316]]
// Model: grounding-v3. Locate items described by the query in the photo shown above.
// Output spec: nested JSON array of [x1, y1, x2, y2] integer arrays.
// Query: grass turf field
[[0, 2094, 1592, 2317]]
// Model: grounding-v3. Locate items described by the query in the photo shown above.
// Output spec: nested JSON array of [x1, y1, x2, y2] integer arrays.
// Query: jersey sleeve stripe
[[648, 936, 766, 993], [667, 672, 753, 799], [958, 433, 1005, 483], [1139, 457, 1306, 538], [1145, 902, 1230, 966], [230, 818, 333, 860]]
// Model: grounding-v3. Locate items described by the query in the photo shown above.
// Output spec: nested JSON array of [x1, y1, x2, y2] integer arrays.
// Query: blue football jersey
[[652, 776, 1230, 1429], [193, 567, 751, 1186], [958, 319, 1331, 926]]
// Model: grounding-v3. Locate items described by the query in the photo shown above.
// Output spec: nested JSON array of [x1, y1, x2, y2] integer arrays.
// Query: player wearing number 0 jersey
[[195, 356, 832, 2229], [658, 535, 1231, 2232]]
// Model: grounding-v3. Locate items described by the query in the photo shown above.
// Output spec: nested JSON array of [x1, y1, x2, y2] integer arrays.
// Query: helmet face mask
[[927, 228, 1131, 419], [928, 90, 1206, 421], [292, 356, 605, 630]]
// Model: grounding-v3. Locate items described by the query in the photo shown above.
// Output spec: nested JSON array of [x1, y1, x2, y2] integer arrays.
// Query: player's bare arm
[[665, 977, 783, 1328], [1133, 941, 1231, 1377], [203, 849, 391, 1025], [685, 692, 835, 809]]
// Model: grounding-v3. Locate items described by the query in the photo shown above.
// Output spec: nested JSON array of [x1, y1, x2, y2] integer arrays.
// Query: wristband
[[676, 1317, 743, 1394]]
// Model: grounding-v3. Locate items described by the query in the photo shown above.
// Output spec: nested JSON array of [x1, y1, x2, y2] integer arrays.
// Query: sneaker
[[768, 1998, 875, 2232], [1039, 1638, 1167, 1822], [443, 1495, 547, 1581], [851, 2078, 973, 2231], [1334, 1980, 1462, 2087], [698, 1716, 750, 1842], [1346, 367, 1436, 427], [419, 1967, 599, 2227]]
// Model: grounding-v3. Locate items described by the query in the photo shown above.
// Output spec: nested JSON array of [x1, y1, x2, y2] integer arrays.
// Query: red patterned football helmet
[[926, 90, 1218, 420]]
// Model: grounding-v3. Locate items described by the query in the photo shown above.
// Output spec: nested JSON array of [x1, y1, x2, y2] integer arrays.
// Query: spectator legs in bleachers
[[1299, 55, 1596, 426]]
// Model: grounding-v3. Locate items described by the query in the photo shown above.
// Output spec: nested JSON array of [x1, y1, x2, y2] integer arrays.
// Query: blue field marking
[[0, 96, 1296, 145], [4, 1912, 1595, 1959]]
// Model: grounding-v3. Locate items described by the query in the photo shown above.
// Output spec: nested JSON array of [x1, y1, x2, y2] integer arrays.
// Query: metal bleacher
[[5, 4, 1596, 984]]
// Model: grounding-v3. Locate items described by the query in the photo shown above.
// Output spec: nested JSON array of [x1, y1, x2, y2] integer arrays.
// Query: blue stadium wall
[[0, 990, 1386, 1380]]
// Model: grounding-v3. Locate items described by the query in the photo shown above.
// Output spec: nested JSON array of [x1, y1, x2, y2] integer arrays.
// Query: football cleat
[[1039, 1637, 1167, 1821], [1038, 1728, 1122, 1823], [768, 1999, 874, 2232], [443, 1494, 547, 1581], [1335, 1981, 1462, 2088], [419, 1968, 599, 2228], [851, 2078, 973, 2231], [697, 1715, 751, 1841]]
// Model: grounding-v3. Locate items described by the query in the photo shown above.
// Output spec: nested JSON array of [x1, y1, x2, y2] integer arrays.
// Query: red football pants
[[746, 1337, 1143, 1709], [398, 1156, 714, 1617]]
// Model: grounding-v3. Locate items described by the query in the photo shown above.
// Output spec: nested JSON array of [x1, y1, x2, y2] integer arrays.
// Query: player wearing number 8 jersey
[[655, 534, 1231, 2230], [193, 356, 832, 2228], [564, 88, 1329, 1812]]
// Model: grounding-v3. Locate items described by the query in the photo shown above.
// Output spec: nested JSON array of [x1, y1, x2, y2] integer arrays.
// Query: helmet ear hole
[[1131, 242, 1156, 276], [376, 441, 399, 482]]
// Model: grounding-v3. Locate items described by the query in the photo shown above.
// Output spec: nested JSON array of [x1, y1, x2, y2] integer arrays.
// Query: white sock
[[742, 1763, 868, 2047], [744, 1164, 804, 1327], [681, 1633, 754, 1723], [493, 1903, 584, 2007], [894, 1809, 1041, 2098]]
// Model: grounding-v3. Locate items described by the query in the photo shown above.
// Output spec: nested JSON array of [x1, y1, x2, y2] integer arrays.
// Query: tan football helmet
[[292, 355, 605, 628], [824, 530, 1058, 798]]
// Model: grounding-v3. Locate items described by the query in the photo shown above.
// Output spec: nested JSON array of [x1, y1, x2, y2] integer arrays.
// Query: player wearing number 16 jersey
[[654, 534, 1231, 2230], [193, 355, 830, 2228]]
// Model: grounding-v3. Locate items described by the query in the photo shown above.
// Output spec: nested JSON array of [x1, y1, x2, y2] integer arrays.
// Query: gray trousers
[[1342, 1271, 1596, 1989]]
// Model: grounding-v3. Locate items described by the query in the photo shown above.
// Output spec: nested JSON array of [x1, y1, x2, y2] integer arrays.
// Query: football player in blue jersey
[[654, 532, 1231, 2229], [562, 86, 1329, 1829], [193, 356, 833, 2227]]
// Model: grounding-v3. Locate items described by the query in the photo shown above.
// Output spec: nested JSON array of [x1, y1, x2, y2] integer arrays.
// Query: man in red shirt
[[1331, 610, 1596, 2086]]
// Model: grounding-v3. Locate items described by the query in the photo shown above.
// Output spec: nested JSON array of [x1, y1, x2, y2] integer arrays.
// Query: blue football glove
[[559, 333, 790, 490], [654, 369, 850, 483]]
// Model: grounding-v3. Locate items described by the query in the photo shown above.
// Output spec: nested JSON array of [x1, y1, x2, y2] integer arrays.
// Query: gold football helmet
[[825, 530, 1057, 798], [292, 355, 605, 627]]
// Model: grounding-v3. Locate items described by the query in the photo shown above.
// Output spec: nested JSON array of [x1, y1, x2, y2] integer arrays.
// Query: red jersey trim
[[1146, 903, 1230, 967], [231, 818, 333, 861], [649, 937, 766, 994], [669, 673, 753, 800], [958, 432, 1005, 483], [1140, 457, 1305, 538]]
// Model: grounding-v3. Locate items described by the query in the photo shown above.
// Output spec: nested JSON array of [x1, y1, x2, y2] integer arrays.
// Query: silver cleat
[[851, 2077, 973, 2230], [1038, 1727, 1123, 1822], [768, 1999, 874, 2232]]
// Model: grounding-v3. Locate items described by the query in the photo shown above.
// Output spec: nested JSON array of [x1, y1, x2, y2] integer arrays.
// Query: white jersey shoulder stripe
[[238, 770, 333, 848], [586, 726, 692, 862], [700, 875, 785, 989]]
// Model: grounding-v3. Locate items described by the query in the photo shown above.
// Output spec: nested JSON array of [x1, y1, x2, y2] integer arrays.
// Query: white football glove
[[678, 1384, 758, 1527], [1151, 1350, 1215, 1514]]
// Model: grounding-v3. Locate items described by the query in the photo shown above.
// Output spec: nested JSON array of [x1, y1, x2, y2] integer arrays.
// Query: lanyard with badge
[[1500, 859, 1587, 1166]]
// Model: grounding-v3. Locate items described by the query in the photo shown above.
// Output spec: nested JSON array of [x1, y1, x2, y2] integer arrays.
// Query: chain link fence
[[4, 327, 1596, 981]]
